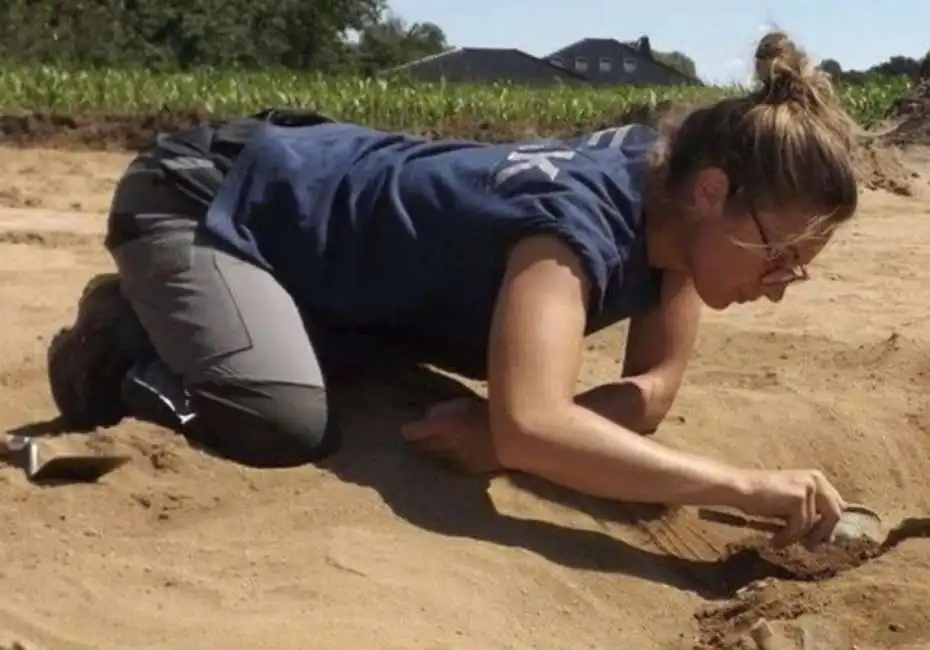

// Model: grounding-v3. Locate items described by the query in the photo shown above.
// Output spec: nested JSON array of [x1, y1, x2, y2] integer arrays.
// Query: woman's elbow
[[638, 381, 678, 434], [488, 403, 563, 470]]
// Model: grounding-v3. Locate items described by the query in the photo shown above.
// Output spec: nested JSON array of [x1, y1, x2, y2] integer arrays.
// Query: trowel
[[699, 503, 885, 546], [829, 504, 884, 545], [0, 435, 130, 484]]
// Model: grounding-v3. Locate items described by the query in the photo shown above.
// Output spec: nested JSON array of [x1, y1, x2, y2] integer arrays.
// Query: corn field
[[0, 65, 913, 130]]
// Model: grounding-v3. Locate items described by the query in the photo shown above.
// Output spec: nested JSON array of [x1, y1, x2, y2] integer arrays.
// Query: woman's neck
[[643, 163, 689, 272]]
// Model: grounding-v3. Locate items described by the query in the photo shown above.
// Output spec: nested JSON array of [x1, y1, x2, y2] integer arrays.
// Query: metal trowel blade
[[830, 503, 883, 545], [29, 454, 131, 483]]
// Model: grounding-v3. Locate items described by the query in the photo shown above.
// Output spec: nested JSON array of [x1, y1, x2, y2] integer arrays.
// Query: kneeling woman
[[50, 32, 859, 549]]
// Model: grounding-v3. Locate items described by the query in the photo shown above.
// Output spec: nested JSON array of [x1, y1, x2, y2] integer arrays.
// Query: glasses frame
[[748, 208, 810, 287]]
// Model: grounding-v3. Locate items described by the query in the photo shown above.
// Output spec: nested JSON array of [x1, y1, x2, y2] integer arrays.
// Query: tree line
[[0, 0, 699, 77], [9, 0, 920, 84], [821, 53, 930, 84], [0, 0, 446, 73]]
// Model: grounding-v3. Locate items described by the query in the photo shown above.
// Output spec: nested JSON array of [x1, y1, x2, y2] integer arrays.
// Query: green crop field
[[0, 65, 913, 132]]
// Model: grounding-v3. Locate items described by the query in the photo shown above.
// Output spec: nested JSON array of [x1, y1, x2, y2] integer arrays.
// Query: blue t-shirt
[[204, 122, 663, 378]]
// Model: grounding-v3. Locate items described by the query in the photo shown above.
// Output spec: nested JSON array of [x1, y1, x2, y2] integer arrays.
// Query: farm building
[[384, 47, 587, 86], [386, 36, 700, 87], [546, 37, 701, 86]]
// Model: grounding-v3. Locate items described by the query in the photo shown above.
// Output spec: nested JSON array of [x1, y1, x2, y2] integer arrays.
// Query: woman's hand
[[733, 468, 847, 549], [402, 397, 502, 475]]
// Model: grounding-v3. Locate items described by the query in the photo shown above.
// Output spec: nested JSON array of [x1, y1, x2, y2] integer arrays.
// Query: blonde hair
[[664, 31, 859, 241]]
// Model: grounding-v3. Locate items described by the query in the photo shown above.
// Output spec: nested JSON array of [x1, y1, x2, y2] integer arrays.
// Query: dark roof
[[546, 37, 703, 85], [385, 47, 590, 81]]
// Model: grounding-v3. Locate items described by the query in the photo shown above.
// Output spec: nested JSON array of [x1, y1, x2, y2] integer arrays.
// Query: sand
[[2, 145, 930, 650]]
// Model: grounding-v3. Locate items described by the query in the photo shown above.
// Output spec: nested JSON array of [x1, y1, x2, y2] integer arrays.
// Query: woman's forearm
[[493, 403, 748, 508]]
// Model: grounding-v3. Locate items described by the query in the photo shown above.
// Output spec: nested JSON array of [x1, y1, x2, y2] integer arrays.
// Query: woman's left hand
[[401, 397, 503, 474]]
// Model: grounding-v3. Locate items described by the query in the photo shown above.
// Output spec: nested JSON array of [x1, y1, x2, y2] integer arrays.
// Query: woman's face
[[680, 168, 830, 311]]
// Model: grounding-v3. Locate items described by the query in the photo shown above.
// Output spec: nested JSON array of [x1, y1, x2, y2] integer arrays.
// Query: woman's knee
[[188, 380, 340, 468]]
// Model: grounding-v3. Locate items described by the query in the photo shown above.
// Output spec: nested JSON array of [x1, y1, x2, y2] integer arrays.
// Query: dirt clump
[[694, 582, 814, 650], [693, 537, 885, 649], [717, 536, 883, 587]]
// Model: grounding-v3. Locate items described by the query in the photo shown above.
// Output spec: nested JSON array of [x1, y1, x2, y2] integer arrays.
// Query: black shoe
[[47, 273, 141, 430], [120, 358, 197, 433]]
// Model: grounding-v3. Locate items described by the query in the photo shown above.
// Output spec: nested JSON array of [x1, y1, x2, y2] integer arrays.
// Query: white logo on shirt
[[584, 125, 635, 149], [493, 144, 576, 185]]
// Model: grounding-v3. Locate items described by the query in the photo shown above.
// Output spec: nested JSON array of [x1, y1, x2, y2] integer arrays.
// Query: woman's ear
[[690, 167, 730, 220]]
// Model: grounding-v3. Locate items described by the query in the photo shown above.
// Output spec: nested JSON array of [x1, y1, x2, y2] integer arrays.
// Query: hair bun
[[753, 30, 816, 105]]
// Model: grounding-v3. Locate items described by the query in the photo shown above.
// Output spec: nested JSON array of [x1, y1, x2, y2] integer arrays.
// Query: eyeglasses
[[749, 209, 810, 287]]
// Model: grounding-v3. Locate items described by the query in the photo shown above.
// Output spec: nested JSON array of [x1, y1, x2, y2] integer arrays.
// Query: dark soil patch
[[693, 518, 930, 649], [0, 105, 674, 152], [0, 110, 223, 152], [692, 538, 881, 649], [712, 536, 883, 593]]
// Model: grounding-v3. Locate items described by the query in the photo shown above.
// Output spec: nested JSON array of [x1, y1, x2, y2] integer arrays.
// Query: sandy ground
[[1, 147, 930, 650]]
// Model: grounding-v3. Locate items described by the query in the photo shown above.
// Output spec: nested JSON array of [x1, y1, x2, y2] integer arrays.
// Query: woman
[[49, 31, 859, 549]]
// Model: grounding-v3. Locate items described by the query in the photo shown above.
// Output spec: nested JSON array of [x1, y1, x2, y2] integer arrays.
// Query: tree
[[653, 51, 697, 79], [870, 55, 921, 79], [818, 58, 843, 79], [919, 50, 930, 81], [269, 0, 386, 70], [0, 0, 390, 71], [353, 12, 449, 75]]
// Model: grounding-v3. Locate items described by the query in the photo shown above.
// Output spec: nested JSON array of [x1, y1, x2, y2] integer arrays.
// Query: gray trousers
[[107, 154, 338, 467]]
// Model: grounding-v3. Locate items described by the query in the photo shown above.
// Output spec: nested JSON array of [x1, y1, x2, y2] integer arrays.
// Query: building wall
[[548, 41, 693, 86]]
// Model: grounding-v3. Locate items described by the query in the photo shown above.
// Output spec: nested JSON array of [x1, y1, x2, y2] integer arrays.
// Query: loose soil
[[2, 109, 930, 649], [695, 519, 930, 649]]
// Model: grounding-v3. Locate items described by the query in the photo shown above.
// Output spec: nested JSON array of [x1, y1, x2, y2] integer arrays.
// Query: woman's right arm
[[487, 235, 845, 547], [487, 235, 747, 506]]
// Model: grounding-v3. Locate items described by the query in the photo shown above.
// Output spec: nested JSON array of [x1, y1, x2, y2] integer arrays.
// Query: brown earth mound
[[880, 80, 930, 147], [852, 139, 919, 196], [886, 80, 930, 122]]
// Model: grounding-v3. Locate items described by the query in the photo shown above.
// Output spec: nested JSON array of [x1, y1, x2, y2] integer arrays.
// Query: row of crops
[[0, 65, 913, 129]]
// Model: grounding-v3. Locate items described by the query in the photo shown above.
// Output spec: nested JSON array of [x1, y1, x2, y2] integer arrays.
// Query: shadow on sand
[[317, 362, 745, 599], [21, 362, 930, 597], [2, 362, 800, 597]]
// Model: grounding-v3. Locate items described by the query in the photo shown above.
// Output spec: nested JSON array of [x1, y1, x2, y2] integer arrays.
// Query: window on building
[[575, 56, 588, 73], [598, 56, 612, 73], [550, 56, 564, 68], [623, 56, 638, 73]]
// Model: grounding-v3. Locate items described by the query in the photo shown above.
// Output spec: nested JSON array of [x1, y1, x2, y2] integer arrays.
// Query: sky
[[386, 0, 930, 84]]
